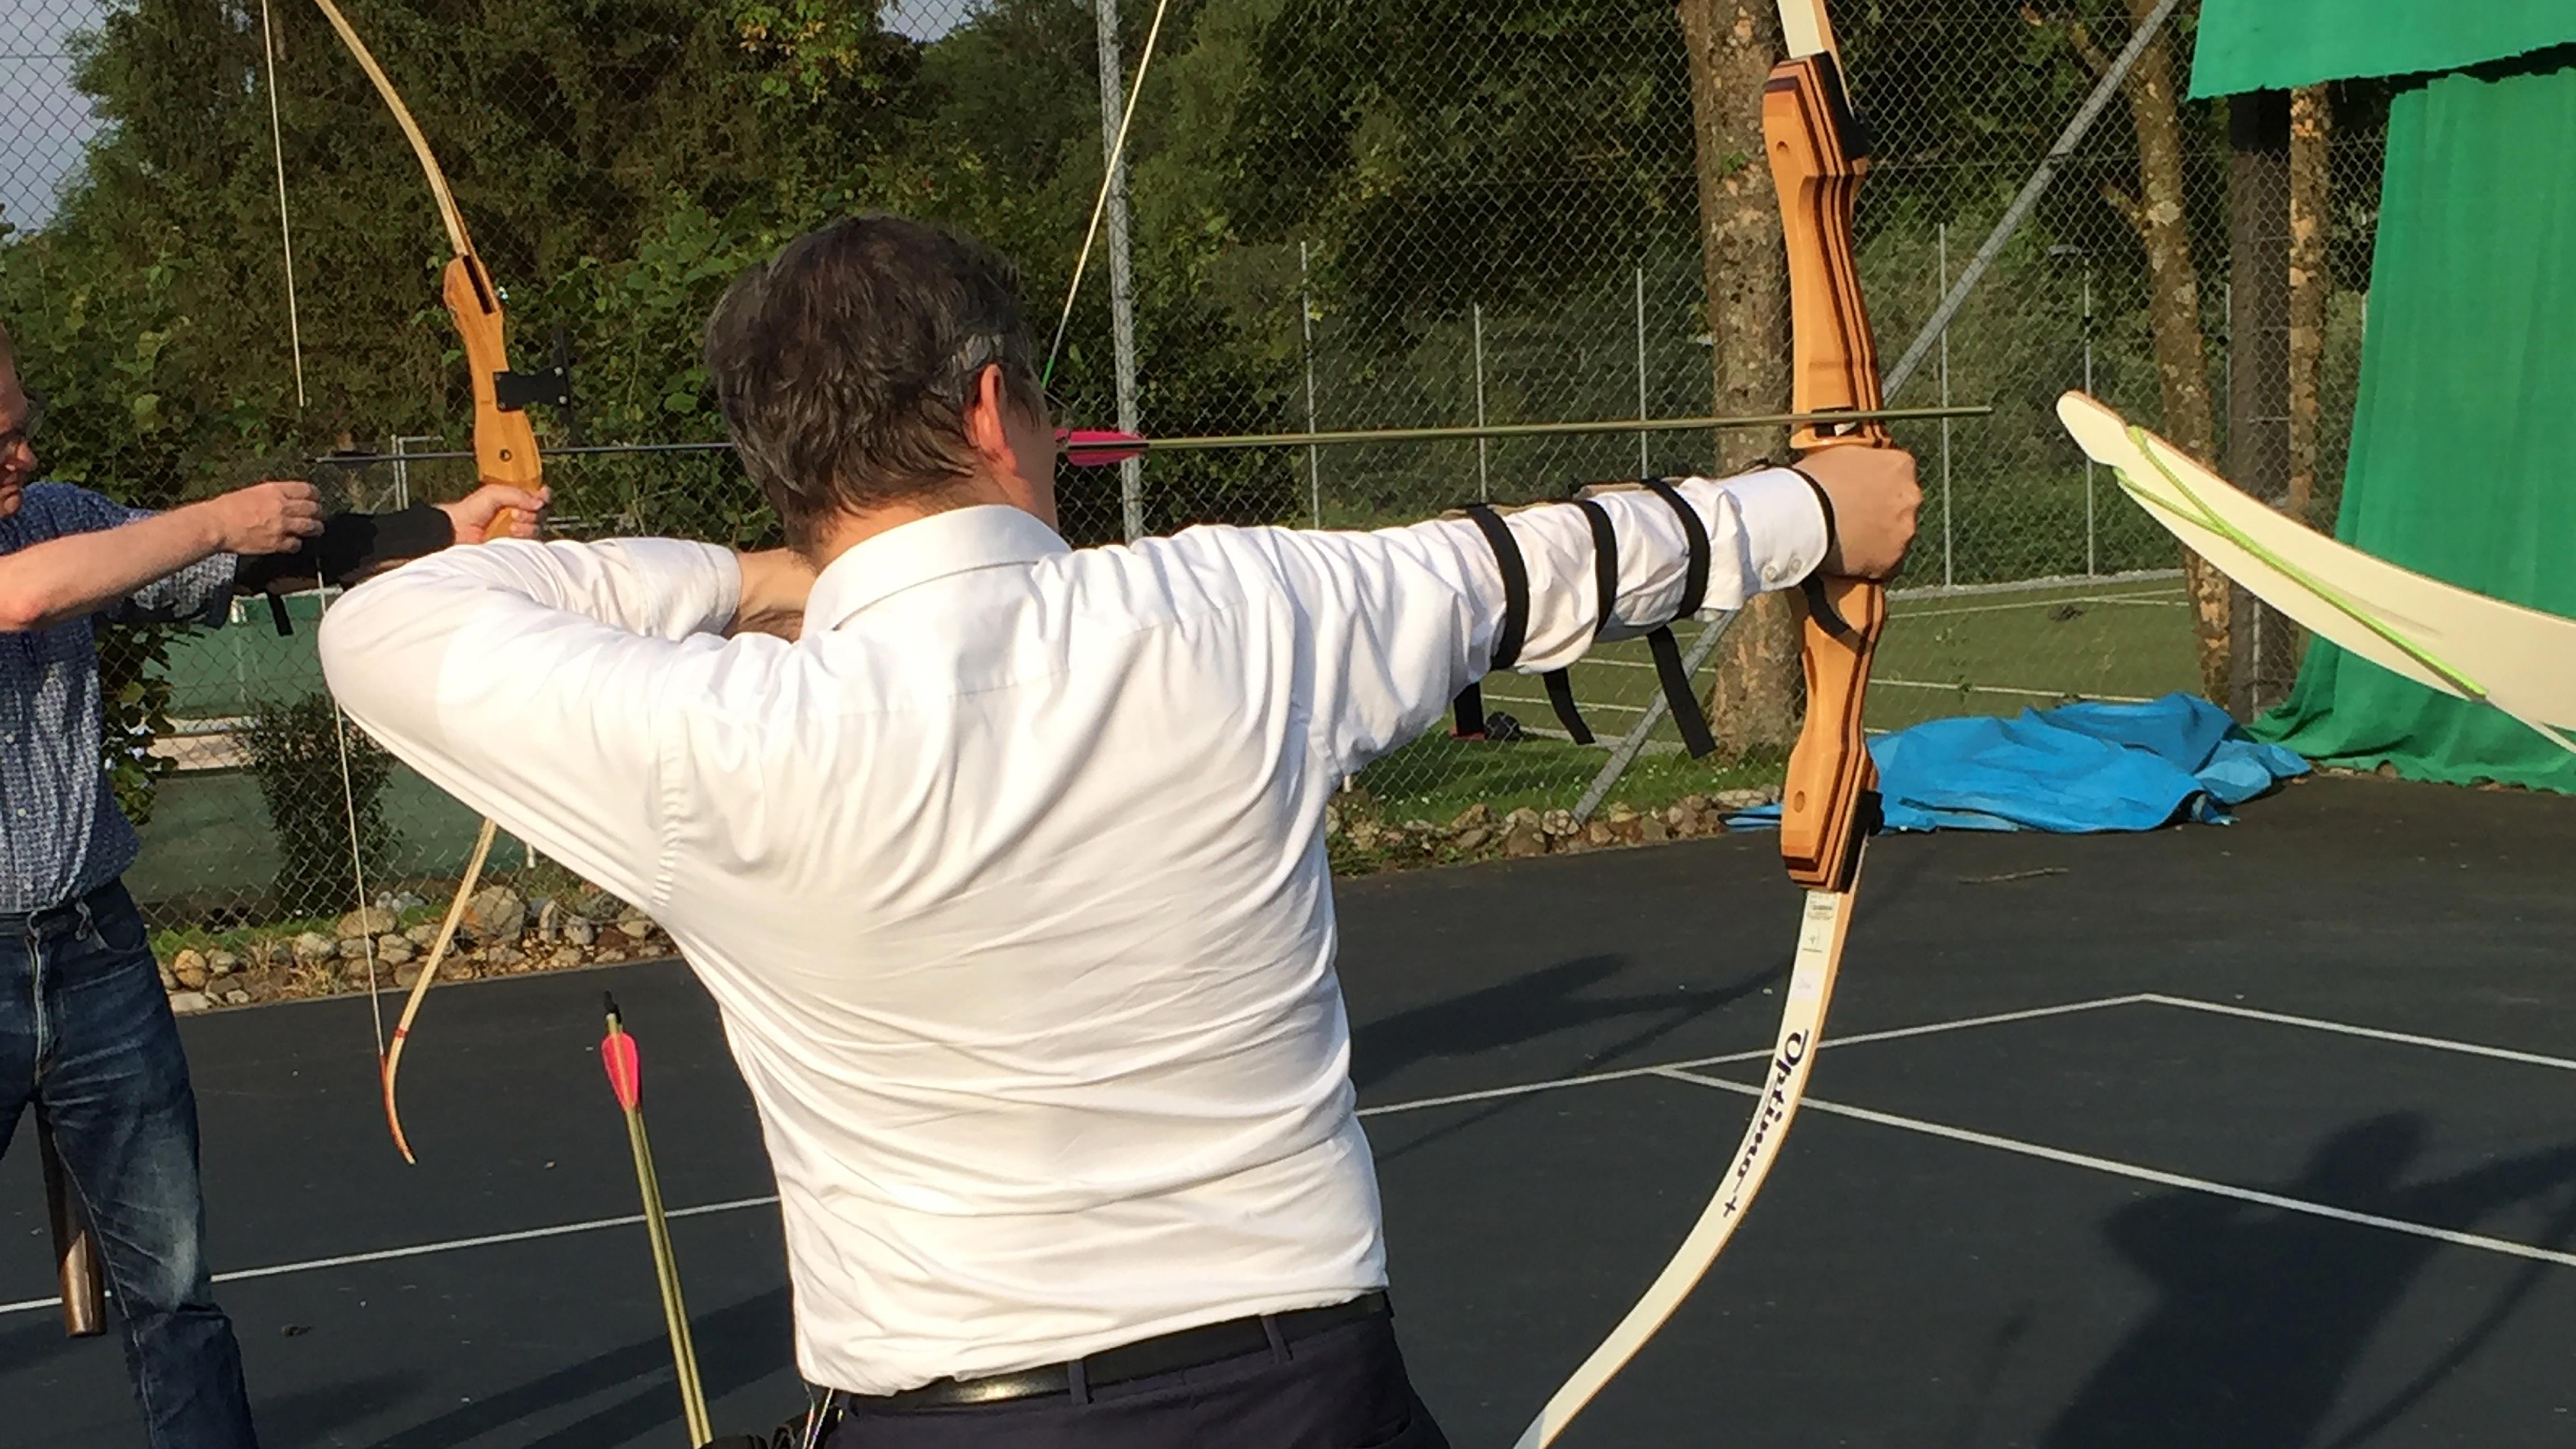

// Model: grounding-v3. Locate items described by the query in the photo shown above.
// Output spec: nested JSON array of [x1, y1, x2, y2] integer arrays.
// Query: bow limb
[[380, 818, 497, 1163], [305, 0, 547, 1160], [1511, 5, 1885, 1443]]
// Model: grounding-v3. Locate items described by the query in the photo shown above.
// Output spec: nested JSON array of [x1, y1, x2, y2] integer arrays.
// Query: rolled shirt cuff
[[1710, 467, 1832, 603]]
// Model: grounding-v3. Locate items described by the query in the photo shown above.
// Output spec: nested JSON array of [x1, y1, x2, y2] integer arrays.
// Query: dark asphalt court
[[5, 774, 2573, 1448]]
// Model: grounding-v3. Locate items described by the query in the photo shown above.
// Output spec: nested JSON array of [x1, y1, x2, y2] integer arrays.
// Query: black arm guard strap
[[233, 503, 455, 634], [1536, 497, 1623, 746], [1638, 479, 1720, 759], [1450, 503, 1530, 740]]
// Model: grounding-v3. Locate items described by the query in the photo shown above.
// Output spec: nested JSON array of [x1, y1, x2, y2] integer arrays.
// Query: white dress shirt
[[317, 470, 1826, 1394]]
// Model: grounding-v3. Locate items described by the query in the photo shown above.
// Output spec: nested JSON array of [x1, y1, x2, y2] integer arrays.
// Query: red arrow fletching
[[1058, 428, 1148, 468], [601, 1028, 642, 1112]]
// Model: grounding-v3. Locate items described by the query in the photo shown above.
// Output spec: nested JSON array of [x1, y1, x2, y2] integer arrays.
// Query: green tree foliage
[[1210, 0, 1698, 332], [0, 1, 2363, 561]]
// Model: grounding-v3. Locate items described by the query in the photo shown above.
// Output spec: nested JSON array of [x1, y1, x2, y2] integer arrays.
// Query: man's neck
[[806, 474, 1028, 572]]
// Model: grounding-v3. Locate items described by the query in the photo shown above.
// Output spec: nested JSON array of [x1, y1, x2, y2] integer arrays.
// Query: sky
[[2, 0, 105, 232]]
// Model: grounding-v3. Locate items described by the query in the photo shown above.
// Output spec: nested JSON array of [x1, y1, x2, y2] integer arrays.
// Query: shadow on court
[[2045, 1115, 2576, 1449]]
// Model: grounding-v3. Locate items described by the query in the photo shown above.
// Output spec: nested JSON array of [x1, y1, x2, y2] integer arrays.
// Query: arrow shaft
[[624, 1104, 712, 1447]]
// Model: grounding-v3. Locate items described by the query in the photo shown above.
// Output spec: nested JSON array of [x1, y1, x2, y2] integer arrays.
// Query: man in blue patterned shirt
[[0, 321, 543, 1448]]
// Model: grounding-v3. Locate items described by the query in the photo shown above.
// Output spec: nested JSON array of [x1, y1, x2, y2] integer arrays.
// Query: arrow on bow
[[1510, 2, 1888, 1442], [305, 0, 566, 1162]]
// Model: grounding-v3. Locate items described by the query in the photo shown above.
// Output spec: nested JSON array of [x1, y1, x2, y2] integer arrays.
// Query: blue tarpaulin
[[1734, 694, 2309, 834]]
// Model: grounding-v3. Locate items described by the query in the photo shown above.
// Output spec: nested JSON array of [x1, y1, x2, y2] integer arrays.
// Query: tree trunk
[[2226, 89, 2292, 717], [2108, 0, 2230, 703], [2286, 84, 2333, 528], [1678, 0, 1798, 755]]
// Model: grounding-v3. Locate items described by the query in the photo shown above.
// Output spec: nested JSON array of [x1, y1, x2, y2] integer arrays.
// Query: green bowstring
[[2115, 425, 2489, 703]]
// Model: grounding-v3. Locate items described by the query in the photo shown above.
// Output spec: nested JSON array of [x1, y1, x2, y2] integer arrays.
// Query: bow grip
[[1780, 569, 1885, 892]]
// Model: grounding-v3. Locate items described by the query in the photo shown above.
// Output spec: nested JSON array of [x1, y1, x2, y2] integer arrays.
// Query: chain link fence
[[2, 0, 2388, 949]]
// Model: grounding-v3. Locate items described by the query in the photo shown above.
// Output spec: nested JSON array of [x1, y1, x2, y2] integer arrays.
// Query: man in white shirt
[[320, 215, 1917, 1449]]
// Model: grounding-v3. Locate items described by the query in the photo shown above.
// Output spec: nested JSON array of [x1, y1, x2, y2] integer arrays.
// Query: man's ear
[[965, 363, 1017, 471]]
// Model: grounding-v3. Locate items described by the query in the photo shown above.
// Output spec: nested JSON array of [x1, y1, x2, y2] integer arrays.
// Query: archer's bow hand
[[1795, 444, 1920, 582], [439, 483, 550, 545]]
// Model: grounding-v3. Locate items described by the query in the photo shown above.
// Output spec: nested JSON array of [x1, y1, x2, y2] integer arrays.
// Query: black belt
[[3, 881, 112, 941], [858, 1291, 1392, 1410]]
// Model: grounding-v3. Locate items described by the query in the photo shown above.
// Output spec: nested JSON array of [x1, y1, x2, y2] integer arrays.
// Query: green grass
[[1872, 573, 2198, 729], [1354, 728, 1784, 824]]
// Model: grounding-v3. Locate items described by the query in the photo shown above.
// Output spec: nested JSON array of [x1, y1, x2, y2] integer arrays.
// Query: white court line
[[0, 1195, 781, 1320], [1895, 593, 2186, 621], [1872, 678, 2154, 703], [1890, 568, 2182, 603], [2144, 994, 2576, 1073], [28, 989, 2544, 1319], [1355, 993, 2151, 1120], [1654, 1067, 2576, 1271], [0, 996, 2146, 1319]]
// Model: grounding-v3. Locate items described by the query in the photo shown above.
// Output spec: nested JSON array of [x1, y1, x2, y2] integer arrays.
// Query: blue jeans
[[0, 879, 259, 1449]]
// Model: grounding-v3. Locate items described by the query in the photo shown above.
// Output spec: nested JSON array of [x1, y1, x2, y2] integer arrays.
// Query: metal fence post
[[2084, 255, 2097, 576], [1472, 302, 1489, 503], [1634, 265, 1650, 477], [1090, 0, 1145, 541], [1938, 223, 1953, 588], [1300, 240, 1322, 526]]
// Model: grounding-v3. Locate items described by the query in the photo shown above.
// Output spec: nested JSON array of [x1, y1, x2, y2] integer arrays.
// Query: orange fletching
[[601, 1029, 642, 1113]]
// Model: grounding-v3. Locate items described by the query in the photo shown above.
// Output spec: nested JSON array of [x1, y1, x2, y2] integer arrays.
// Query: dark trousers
[[827, 1314, 1450, 1449], [0, 880, 259, 1449]]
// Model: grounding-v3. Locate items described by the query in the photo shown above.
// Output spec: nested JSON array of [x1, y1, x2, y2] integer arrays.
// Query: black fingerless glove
[[232, 502, 455, 594]]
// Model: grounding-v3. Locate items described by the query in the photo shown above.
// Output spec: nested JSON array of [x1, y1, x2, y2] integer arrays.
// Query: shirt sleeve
[[316, 538, 746, 911], [1246, 468, 1828, 773], [28, 485, 239, 627]]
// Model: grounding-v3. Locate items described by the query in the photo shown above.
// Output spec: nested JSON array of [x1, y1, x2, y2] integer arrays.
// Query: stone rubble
[[154, 781, 1783, 1012]]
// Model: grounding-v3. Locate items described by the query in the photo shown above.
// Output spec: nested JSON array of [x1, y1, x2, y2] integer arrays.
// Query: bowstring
[[257, 0, 308, 409], [268, 0, 381, 1051], [327, 615, 389, 1060], [1041, 0, 1175, 388]]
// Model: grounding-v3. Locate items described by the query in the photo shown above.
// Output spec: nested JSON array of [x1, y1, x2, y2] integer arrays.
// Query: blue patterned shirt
[[1, 483, 238, 913]]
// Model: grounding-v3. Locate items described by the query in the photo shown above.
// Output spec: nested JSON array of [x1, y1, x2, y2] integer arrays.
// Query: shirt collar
[[803, 504, 1072, 634]]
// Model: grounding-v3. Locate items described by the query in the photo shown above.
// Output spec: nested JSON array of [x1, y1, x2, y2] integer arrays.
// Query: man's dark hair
[[704, 216, 1043, 548]]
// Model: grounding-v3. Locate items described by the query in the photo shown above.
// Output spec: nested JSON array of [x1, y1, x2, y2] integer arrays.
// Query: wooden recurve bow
[[306, 0, 559, 1162], [1510, 2, 1889, 1442]]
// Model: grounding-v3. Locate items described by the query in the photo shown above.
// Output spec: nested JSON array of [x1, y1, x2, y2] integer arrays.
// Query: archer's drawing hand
[[440, 483, 551, 544], [201, 480, 326, 555], [731, 548, 817, 641], [1798, 445, 1920, 582]]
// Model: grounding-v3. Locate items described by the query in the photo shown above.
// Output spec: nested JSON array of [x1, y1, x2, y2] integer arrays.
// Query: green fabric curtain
[[2252, 54, 2576, 792], [2191, 0, 2576, 97]]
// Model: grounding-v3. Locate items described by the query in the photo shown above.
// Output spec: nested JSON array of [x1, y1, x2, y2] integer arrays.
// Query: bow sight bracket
[[491, 326, 583, 446]]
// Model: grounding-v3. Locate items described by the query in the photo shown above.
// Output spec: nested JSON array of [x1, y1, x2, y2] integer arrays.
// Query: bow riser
[[1767, 49, 1892, 894], [1782, 572, 1886, 893], [1765, 56, 1885, 451], [442, 255, 543, 494]]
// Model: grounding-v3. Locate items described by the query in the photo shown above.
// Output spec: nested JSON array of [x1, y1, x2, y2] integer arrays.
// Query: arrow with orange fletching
[[602, 994, 715, 1448]]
